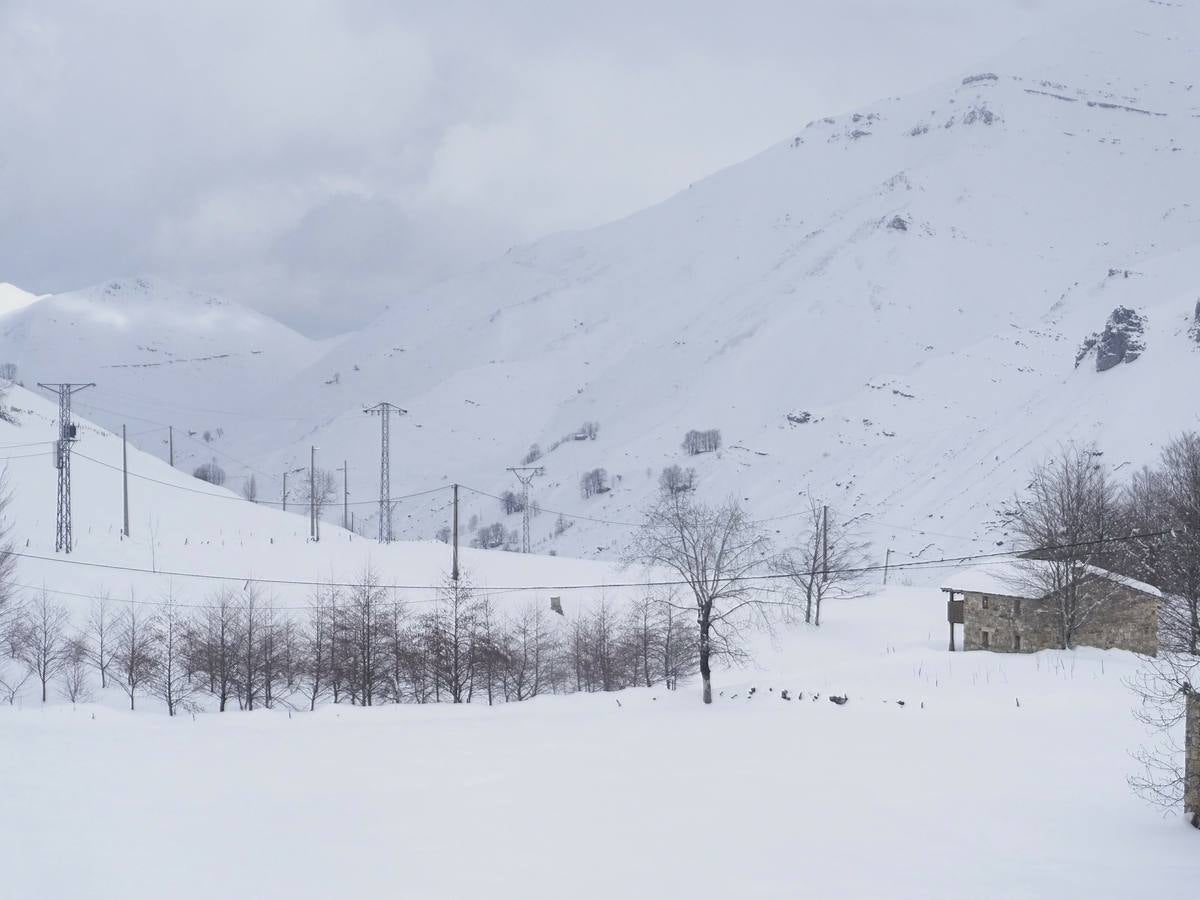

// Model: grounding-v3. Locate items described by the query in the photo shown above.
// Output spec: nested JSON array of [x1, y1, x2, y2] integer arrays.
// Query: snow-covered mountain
[[0, 277, 326, 476], [0, 282, 41, 317], [6, 1, 1199, 566], [198, 0, 1198, 562]]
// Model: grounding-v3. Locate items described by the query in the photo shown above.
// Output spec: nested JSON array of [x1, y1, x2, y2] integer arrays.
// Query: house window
[[982, 630, 990, 649], [982, 595, 990, 610], [1014, 598, 1022, 617], [1014, 634, 1022, 651]]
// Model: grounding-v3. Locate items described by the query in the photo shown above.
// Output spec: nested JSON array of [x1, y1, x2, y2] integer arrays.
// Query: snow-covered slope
[[4, 588, 1199, 899], [0, 382, 623, 617], [213, 0, 1200, 562], [0, 277, 326, 474], [0, 282, 41, 317]]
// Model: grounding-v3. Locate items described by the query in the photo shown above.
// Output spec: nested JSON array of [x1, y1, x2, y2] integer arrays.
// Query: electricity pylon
[[364, 402, 407, 542], [37, 382, 94, 553], [507, 466, 544, 553]]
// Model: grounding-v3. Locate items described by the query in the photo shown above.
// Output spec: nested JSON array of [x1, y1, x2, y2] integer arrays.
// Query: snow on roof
[[941, 561, 1042, 599], [941, 559, 1162, 599]]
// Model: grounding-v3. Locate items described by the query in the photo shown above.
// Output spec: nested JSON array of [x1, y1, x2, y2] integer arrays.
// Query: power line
[[460, 484, 643, 527], [6, 528, 1176, 596], [73, 451, 449, 508]]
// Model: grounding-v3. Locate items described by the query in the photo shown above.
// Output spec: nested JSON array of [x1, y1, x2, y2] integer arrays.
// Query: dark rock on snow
[[1076, 306, 1146, 372]]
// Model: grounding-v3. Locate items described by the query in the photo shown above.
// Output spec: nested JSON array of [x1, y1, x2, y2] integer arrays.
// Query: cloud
[[0, 0, 1118, 336]]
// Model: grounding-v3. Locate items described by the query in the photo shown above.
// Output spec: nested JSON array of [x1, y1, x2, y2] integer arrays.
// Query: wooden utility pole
[[310, 445, 318, 541], [883, 547, 893, 585], [821, 504, 829, 584], [452, 483, 460, 582], [122, 424, 130, 538], [168, 425, 174, 467], [1187, 690, 1200, 829], [336, 460, 349, 530]]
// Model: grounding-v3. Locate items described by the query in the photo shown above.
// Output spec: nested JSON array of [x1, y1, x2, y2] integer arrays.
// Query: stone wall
[[959, 577, 1158, 655]]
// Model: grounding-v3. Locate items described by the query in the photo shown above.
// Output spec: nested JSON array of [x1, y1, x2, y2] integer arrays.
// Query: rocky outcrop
[[1076, 306, 1146, 372], [1190, 299, 1200, 345]]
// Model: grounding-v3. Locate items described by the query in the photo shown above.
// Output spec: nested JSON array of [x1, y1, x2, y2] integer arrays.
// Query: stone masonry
[[960, 576, 1158, 655]]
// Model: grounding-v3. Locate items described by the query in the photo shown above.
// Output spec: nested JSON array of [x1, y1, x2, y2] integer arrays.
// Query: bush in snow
[[580, 468, 609, 498], [682, 428, 721, 456], [659, 464, 696, 495], [193, 462, 226, 486]]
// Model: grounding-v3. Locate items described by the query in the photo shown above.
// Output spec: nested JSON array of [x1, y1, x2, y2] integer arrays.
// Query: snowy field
[[4, 588, 1196, 900]]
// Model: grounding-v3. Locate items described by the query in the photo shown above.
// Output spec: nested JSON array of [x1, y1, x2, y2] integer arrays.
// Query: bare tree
[[0, 662, 30, 705], [242, 473, 259, 503], [195, 588, 240, 711], [85, 595, 118, 689], [1130, 652, 1200, 827], [113, 602, 160, 711], [298, 585, 337, 710], [301, 469, 338, 522], [1123, 434, 1200, 653], [341, 566, 389, 705], [682, 429, 721, 456], [59, 636, 93, 704], [627, 492, 772, 704], [774, 500, 871, 626], [152, 590, 195, 716], [657, 592, 699, 691], [16, 591, 71, 702], [193, 461, 226, 486], [580, 468, 609, 499], [0, 474, 17, 639], [501, 603, 558, 701], [427, 572, 478, 703], [1005, 443, 1123, 649], [239, 585, 265, 710], [659, 465, 696, 496]]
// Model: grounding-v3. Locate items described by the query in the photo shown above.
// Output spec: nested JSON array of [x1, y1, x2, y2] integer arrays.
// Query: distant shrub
[[659, 465, 696, 495], [682, 428, 721, 456], [580, 468, 609, 499], [193, 462, 226, 486]]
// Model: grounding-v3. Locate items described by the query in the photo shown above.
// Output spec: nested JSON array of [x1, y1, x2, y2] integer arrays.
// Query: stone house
[[940, 560, 1160, 655]]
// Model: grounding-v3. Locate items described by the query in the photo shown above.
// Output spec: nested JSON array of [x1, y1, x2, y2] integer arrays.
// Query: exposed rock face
[[1190, 299, 1200, 345], [1076, 306, 1146, 371]]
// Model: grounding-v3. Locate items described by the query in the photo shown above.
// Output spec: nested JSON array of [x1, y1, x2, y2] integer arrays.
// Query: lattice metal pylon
[[37, 382, 94, 553], [506, 466, 544, 553], [364, 402, 407, 543]]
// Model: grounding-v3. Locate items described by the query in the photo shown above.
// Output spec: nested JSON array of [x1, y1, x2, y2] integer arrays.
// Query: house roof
[[941, 559, 1162, 600]]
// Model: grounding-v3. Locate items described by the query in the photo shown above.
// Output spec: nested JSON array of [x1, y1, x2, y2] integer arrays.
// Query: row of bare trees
[[0, 568, 710, 712]]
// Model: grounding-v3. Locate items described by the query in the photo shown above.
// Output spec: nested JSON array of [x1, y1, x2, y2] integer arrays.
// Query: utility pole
[[310, 445, 319, 542], [122, 424, 130, 538], [363, 402, 407, 543], [451, 483, 460, 582], [280, 466, 303, 512], [883, 547, 893, 585], [37, 383, 94, 553], [821, 504, 829, 584], [336, 460, 349, 530], [506, 466, 545, 553], [168, 425, 174, 467]]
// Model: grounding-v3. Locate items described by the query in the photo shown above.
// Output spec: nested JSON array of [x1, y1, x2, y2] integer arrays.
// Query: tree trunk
[[699, 613, 712, 705], [1186, 690, 1200, 829]]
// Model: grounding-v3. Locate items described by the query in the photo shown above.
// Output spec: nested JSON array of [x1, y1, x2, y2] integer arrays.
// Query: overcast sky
[[0, 1, 1101, 336]]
